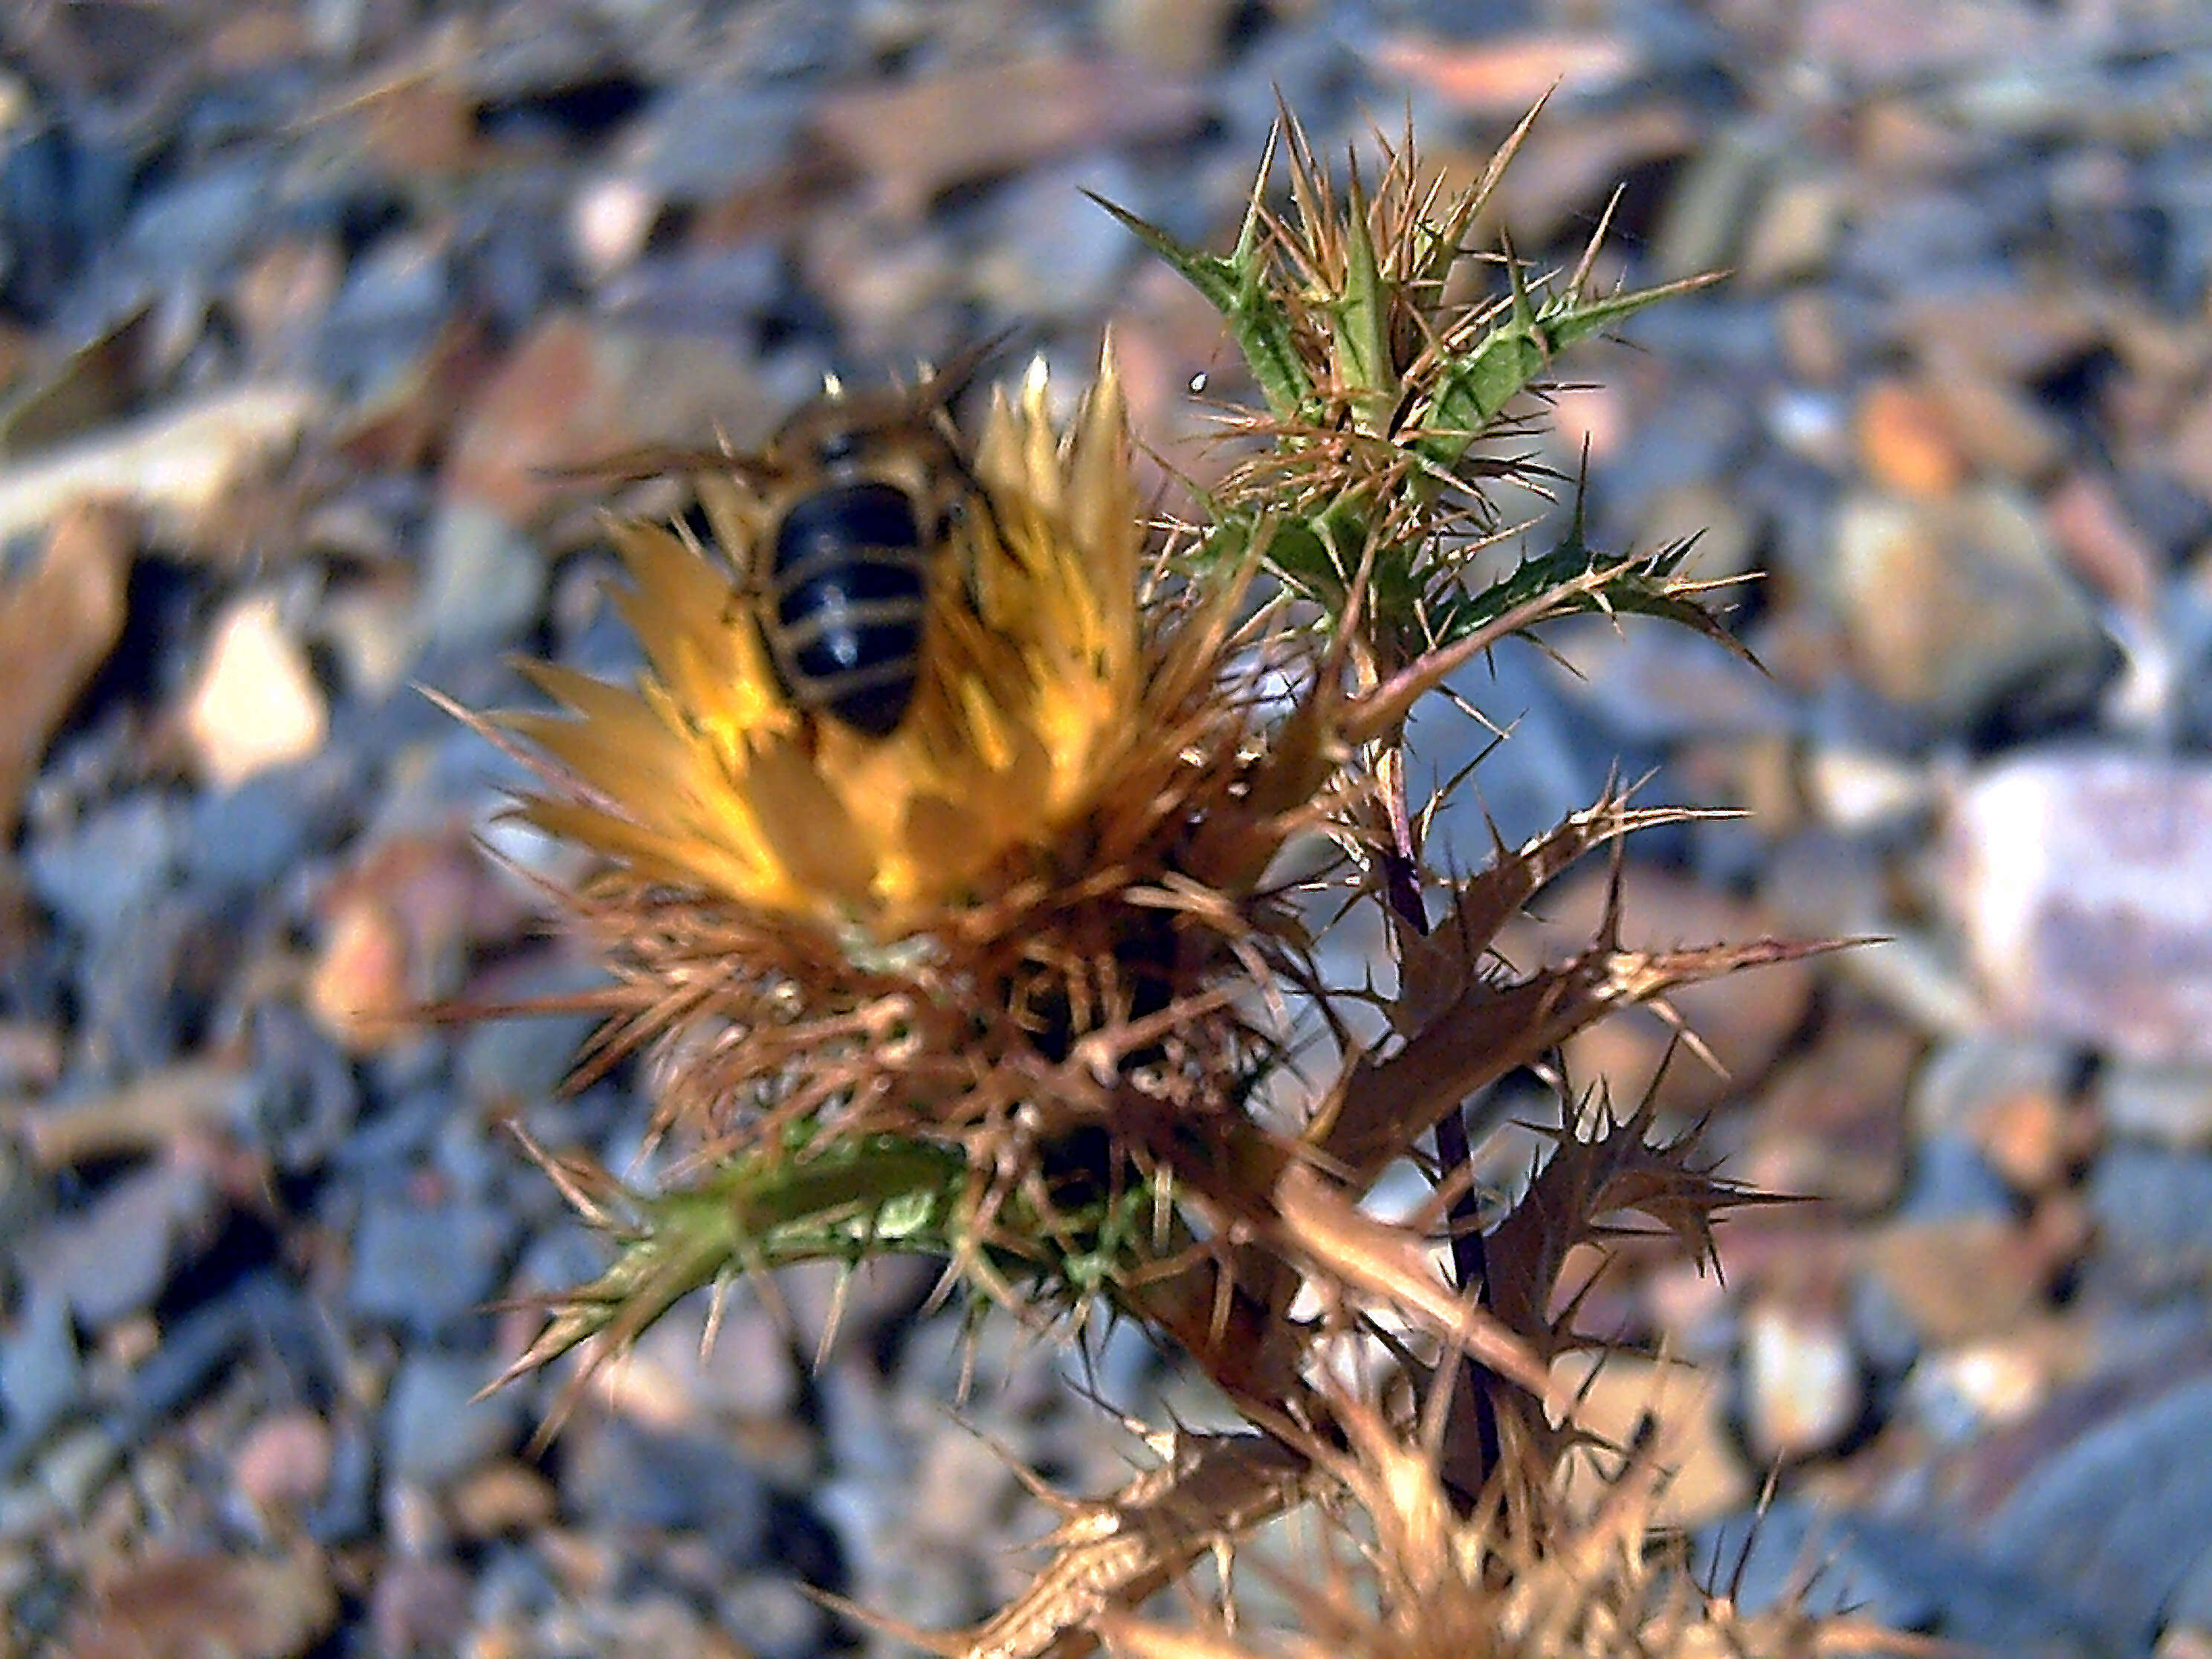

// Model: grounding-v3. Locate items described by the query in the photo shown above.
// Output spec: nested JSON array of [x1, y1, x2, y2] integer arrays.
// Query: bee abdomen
[[770, 481, 934, 738]]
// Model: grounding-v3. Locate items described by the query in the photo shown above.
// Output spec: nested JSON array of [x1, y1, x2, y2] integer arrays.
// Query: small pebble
[[184, 593, 329, 789], [1741, 1299, 1864, 1463], [233, 1412, 334, 1514]]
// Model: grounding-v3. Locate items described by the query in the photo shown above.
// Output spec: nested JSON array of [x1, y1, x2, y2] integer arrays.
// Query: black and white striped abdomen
[[768, 480, 936, 738]]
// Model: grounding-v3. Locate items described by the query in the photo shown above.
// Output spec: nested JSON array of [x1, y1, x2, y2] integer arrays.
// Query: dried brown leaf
[[62, 1544, 337, 1659], [1327, 937, 1840, 1189], [0, 500, 132, 835]]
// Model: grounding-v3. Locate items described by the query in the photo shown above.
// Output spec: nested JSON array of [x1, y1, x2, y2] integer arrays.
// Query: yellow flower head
[[508, 351, 1145, 941]]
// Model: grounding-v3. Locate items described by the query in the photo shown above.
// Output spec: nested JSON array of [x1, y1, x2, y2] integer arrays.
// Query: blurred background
[[3, 1, 2211, 1654]]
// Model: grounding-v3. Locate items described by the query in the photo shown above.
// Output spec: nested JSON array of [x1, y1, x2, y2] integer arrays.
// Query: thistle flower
[[475, 343, 1374, 1403], [506, 352, 1150, 941]]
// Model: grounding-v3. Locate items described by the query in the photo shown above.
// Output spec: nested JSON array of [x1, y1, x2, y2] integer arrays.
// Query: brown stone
[[811, 57, 1205, 219], [450, 1461, 557, 1539], [1857, 377, 1965, 498], [1924, 360, 2066, 484], [1365, 31, 1640, 120], [1866, 1217, 2050, 1346], [233, 1411, 334, 1514], [1832, 483, 2103, 722], [1551, 1353, 1750, 1526], [2045, 470, 2161, 615], [1744, 1018, 1918, 1210], [63, 1545, 336, 1659]]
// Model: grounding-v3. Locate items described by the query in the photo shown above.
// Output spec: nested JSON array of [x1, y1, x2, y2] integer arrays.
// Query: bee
[[565, 340, 1000, 739]]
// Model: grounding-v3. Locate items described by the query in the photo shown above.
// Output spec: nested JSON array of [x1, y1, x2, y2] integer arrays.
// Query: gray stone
[[25, 793, 178, 939], [19, 1161, 218, 1327], [383, 1352, 520, 1486], [348, 1197, 517, 1336], [417, 498, 548, 656], [2087, 1148, 2212, 1294]]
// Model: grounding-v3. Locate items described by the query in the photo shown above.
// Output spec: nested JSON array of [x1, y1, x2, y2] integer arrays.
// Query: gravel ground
[[7, 2, 2212, 1655]]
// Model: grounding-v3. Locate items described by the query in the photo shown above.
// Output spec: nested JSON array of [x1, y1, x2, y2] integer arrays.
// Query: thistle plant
[[463, 106, 1863, 1658]]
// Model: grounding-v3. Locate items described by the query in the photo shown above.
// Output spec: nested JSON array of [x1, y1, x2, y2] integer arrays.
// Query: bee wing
[[914, 326, 1022, 406], [535, 443, 782, 488]]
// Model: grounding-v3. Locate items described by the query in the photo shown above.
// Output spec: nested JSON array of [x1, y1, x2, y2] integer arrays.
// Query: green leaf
[[1424, 482, 1753, 665], [1330, 171, 1397, 433], [1414, 267, 1719, 471], [1087, 191, 1313, 418]]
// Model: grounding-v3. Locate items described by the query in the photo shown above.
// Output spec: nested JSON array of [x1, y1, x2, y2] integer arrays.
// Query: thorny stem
[[1364, 655, 1502, 1507]]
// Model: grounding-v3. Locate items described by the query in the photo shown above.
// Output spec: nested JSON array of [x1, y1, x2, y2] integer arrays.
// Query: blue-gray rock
[[115, 1272, 331, 1438], [717, 1574, 831, 1659], [1982, 1369, 2212, 1649], [348, 1196, 518, 1336], [18, 1161, 219, 1327], [1409, 638, 1616, 870], [316, 229, 455, 396], [308, 1419, 378, 1547], [2088, 1148, 2212, 1294], [0, 1287, 81, 1455], [25, 792, 178, 939], [183, 752, 361, 894], [1898, 1134, 2017, 1222], [618, 83, 808, 205], [123, 158, 267, 278], [981, 155, 1145, 322], [383, 1351, 521, 1486], [416, 499, 549, 656], [246, 1002, 362, 1174], [455, 975, 607, 1111], [563, 1414, 772, 1562], [596, 245, 783, 335], [2095, 1059, 2212, 1150], [1695, 1499, 2121, 1655]]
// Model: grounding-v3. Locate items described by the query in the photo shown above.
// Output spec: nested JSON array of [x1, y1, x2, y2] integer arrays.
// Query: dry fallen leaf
[[1366, 31, 1640, 120], [62, 1544, 337, 1659], [0, 384, 319, 545], [0, 500, 133, 834], [810, 56, 1206, 219]]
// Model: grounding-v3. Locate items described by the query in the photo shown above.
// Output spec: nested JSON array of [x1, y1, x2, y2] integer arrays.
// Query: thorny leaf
[[1411, 263, 1721, 476], [1484, 1090, 1782, 1370], [1270, 1160, 1549, 1395], [1323, 935, 1846, 1191], [1085, 189, 1313, 421], [824, 1432, 1322, 1659], [494, 1131, 970, 1435], [1421, 481, 1753, 662]]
